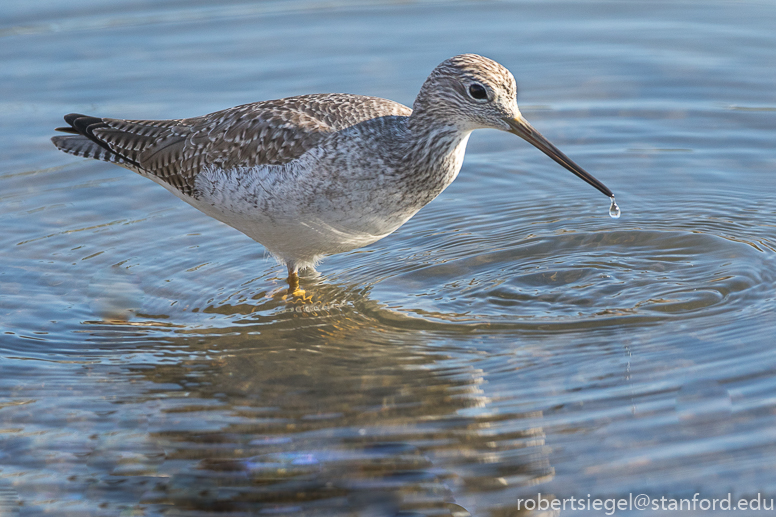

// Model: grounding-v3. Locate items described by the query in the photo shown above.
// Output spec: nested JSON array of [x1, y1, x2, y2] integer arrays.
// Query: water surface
[[1, 1, 776, 515]]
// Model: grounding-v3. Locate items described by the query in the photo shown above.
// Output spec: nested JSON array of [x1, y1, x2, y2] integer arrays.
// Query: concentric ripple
[[368, 229, 770, 328]]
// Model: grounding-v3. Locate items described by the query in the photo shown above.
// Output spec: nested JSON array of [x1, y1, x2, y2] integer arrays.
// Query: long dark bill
[[505, 116, 613, 198]]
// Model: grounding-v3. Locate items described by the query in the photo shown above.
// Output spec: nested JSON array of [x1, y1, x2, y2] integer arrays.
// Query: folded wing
[[52, 94, 412, 195]]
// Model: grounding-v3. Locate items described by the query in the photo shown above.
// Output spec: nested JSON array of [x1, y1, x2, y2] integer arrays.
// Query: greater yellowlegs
[[52, 54, 617, 290]]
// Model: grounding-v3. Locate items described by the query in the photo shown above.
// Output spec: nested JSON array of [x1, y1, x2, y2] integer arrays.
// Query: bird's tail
[[51, 114, 134, 166]]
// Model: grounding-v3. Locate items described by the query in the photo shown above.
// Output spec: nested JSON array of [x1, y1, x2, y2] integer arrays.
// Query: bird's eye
[[468, 83, 488, 101]]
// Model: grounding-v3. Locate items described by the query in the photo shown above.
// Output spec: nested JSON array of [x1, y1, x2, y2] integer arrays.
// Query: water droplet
[[608, 196, 621, 219]]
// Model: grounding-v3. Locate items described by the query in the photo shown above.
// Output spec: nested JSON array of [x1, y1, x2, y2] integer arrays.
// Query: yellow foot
[[282, 287, 314, 303], [279, 270, 314, 304]]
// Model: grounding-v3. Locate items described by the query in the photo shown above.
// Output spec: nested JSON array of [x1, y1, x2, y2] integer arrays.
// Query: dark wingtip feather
[[63, 113, 89, 126], [58, 113, 102, 135], [71, 115, 104, 136]]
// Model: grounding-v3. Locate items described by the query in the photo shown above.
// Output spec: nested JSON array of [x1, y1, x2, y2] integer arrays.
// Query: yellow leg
[[282, 267, 313, 303]]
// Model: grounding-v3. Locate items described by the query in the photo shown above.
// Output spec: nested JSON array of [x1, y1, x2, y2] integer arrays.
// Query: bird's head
[[414, 54, 614, 199]]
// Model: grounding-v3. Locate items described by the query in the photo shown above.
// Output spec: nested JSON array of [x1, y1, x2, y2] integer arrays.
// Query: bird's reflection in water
[[77, 275, 555, 516]]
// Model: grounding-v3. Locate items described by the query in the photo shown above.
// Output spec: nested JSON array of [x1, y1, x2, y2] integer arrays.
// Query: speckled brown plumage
[[53, 94, 411, 195]]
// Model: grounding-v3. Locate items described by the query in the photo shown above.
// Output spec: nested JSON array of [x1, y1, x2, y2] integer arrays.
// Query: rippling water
[[2, 1, 776, 515]]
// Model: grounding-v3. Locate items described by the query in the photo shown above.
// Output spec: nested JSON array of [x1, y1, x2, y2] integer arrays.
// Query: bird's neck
[[403, 112, 472, 175], [376, 113, 471, 209]]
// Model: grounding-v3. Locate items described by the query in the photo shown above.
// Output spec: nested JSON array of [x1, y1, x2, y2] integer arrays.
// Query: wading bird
[[52, 54, 617, 295]]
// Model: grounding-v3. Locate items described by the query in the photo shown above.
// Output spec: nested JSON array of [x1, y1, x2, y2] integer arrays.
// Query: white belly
[[184, 164, 411, 269]]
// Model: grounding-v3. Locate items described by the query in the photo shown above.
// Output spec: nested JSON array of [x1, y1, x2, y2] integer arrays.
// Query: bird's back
[[51, 93, 412, 195]]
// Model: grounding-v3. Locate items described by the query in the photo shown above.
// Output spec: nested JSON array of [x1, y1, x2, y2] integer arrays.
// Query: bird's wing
[[52, 93, 412, 195]]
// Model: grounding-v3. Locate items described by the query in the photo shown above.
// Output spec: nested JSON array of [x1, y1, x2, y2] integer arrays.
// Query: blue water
[[2, 1, 776, 515]]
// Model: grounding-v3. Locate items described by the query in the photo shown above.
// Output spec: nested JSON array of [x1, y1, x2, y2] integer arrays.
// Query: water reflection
[[1, 277, 555, 515], [133, 285, 549, 514]]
